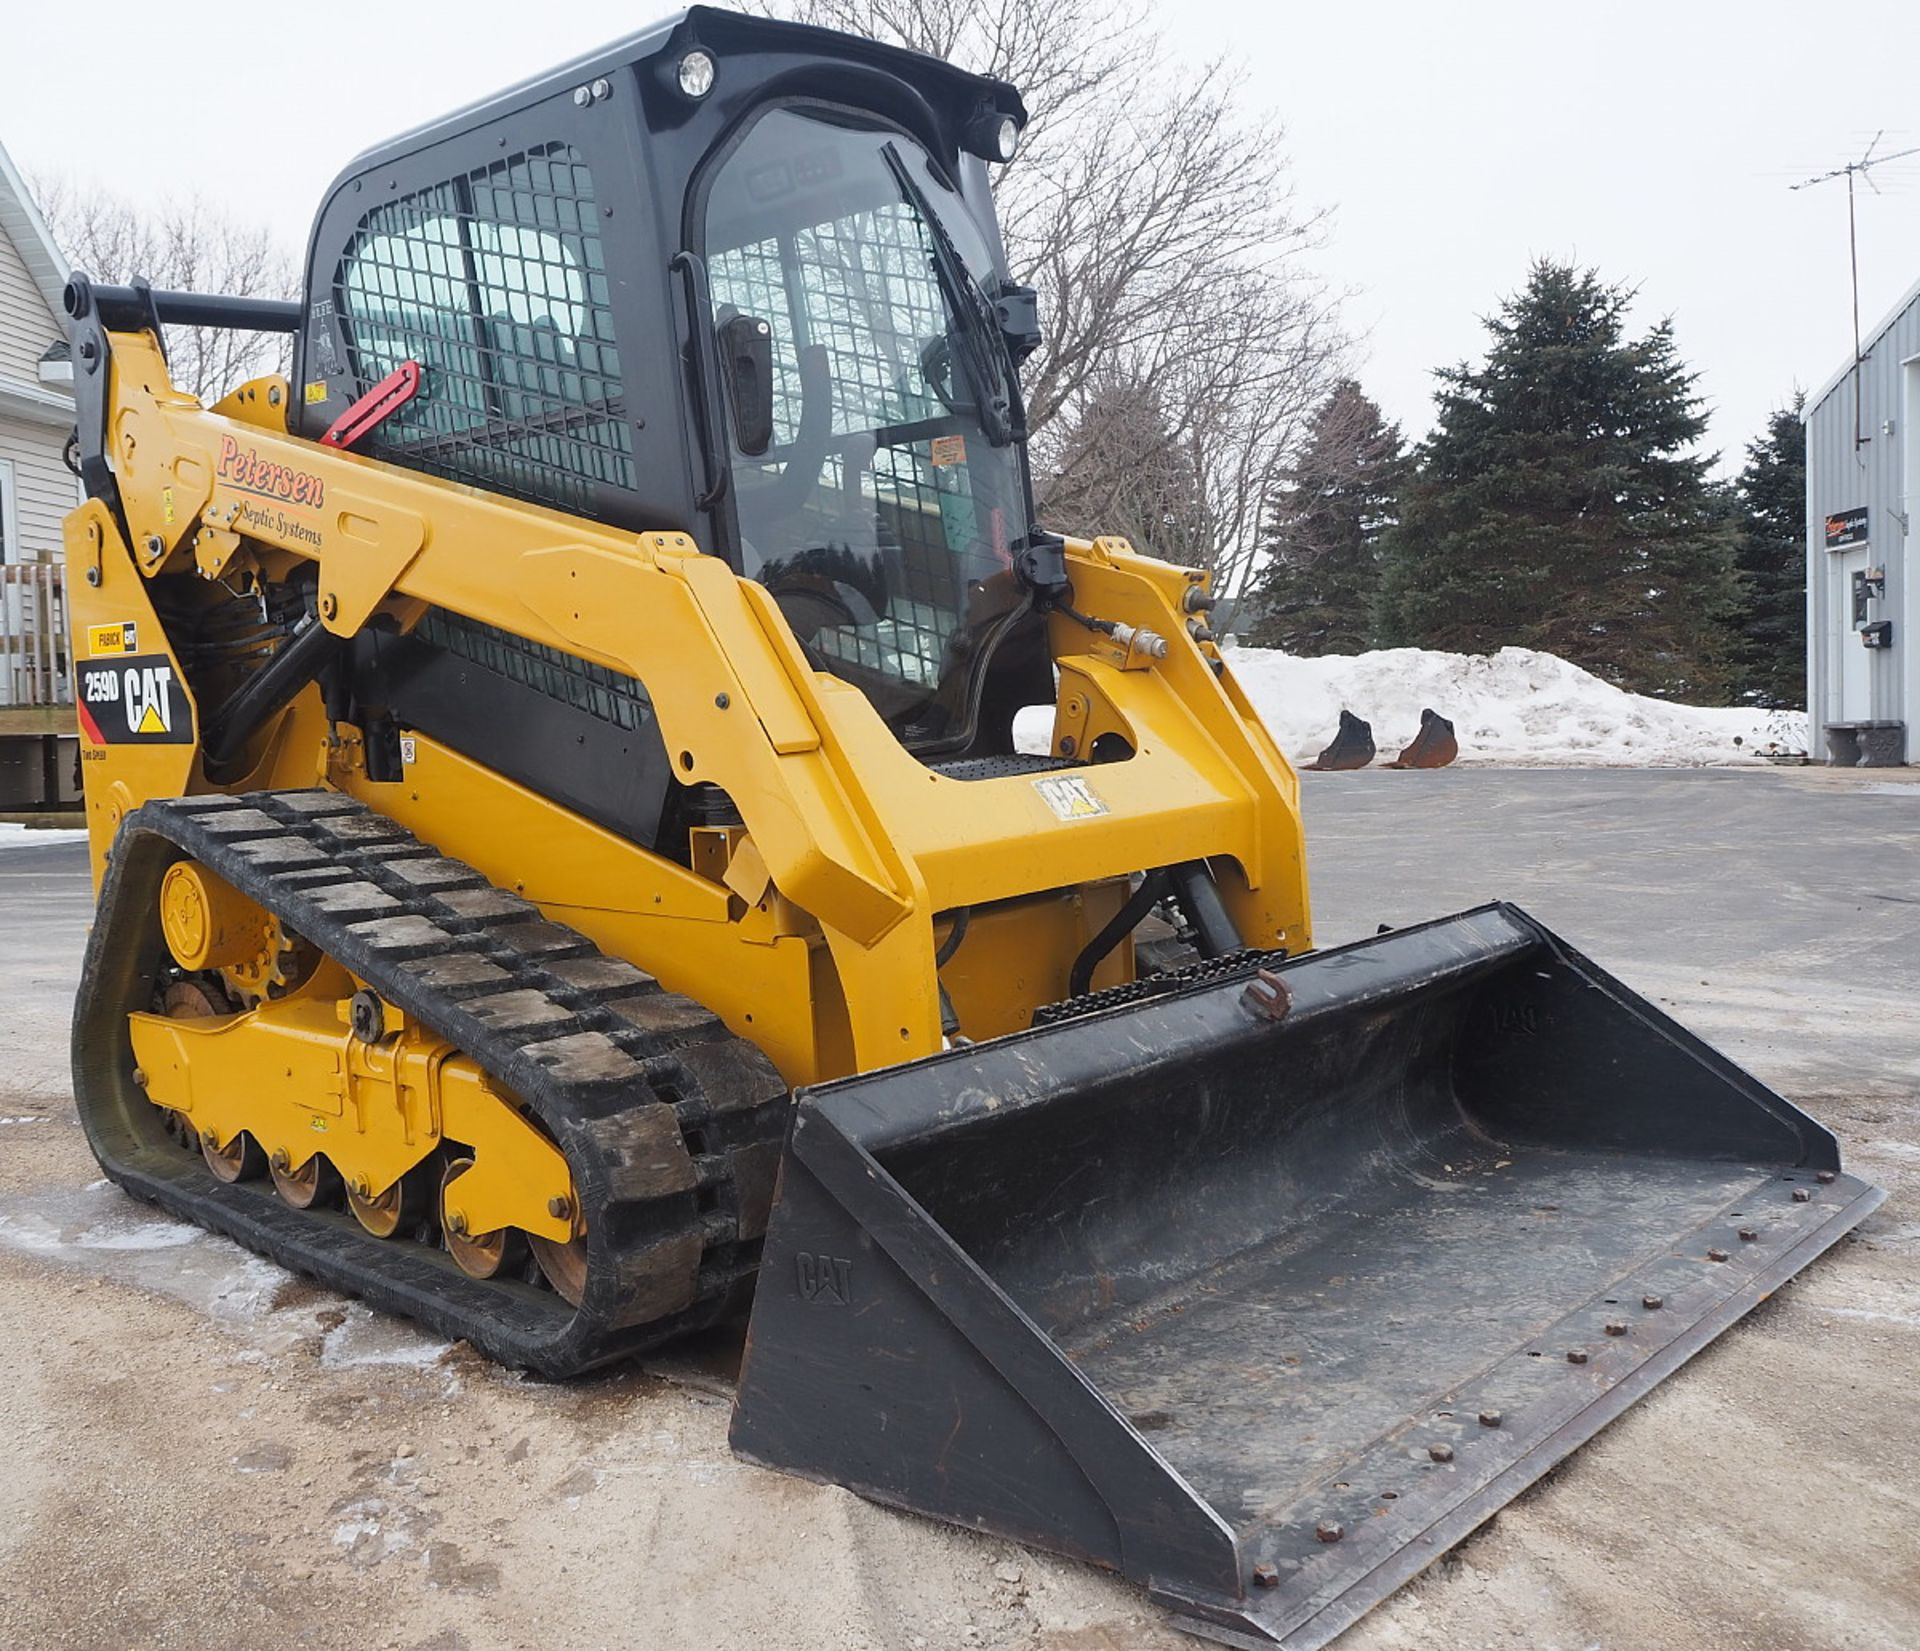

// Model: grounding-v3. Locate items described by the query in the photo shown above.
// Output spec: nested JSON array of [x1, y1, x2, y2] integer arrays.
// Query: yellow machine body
[[67, 333, 1306, 1255]]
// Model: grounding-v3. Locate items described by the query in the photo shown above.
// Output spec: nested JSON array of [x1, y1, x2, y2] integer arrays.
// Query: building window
[[334, 142, 633, 513]]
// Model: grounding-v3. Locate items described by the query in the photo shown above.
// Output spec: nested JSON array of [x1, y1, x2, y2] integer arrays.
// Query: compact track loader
[[63, 10, 1881, 1645]]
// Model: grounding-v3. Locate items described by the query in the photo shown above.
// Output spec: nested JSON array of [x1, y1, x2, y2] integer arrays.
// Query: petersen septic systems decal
[[217, 435, 328, 546]]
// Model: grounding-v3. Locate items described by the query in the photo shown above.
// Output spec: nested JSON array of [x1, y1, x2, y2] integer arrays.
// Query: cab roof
[[341, 5, 1025, 178]]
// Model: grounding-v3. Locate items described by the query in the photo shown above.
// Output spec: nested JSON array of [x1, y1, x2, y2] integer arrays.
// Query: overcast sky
[[7, 0, 1919, 473]]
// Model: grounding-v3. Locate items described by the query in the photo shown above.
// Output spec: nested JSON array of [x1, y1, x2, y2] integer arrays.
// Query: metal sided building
[[1805, 277, 1920, 766]]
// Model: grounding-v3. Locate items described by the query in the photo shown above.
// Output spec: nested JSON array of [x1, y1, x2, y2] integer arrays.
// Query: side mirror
[[718, 311, 775, 456], [990, 280, 1042, 364]]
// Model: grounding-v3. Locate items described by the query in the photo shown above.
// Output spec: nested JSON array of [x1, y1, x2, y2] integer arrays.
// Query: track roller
[[269, 1149, 339, 1211], [346, 1165, 434, 1239], [440, 1156, 528, 1280], [531, 1227, 589, 1307], [201, 1129, 267, 1183]]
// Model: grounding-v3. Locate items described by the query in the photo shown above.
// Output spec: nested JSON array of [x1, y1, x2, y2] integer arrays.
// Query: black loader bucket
[[731, 906, 1883, 1647], [1302, 709, 1375, 771]]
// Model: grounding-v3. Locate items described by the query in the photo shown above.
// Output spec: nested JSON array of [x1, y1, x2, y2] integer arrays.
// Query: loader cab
[[297, 6, 1045, 756]]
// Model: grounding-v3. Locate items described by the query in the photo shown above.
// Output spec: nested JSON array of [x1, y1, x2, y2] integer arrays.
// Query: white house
[[0, 135, 79, 809]]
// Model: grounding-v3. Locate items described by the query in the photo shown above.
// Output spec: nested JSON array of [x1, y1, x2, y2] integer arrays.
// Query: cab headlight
[[677, 50, 716, 99], [965, 109, 1021, 164]]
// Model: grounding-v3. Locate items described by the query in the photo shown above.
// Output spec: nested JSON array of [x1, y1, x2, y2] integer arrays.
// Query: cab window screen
[[335, 142, 634, 510], [711, 201, 950, 450]]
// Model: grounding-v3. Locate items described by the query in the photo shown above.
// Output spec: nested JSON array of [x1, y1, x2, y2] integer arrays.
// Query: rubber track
[[71, 789, 790, 1376]]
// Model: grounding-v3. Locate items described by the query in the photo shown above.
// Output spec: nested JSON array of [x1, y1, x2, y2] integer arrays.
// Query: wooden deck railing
[[0, 560, 71, 710]]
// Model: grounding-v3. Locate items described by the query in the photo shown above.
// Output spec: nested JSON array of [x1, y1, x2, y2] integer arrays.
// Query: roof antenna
[[1793, 132, 1920, 450]]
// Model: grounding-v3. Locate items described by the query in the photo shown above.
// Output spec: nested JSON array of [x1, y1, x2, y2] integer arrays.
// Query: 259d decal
[[76, 654, 194, 745]]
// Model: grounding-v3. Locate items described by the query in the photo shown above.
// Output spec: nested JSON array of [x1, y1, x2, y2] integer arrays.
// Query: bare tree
[[1042, 370, 1210, 564], [33, 177, 299, 402], [756, 0, 1345, 588]]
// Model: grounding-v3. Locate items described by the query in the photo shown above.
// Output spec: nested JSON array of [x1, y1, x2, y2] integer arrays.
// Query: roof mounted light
[[677, 49, 716, 99], [964, 109, 1020, 165]]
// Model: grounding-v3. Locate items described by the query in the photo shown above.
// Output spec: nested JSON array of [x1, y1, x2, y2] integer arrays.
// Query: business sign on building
[[1824, 506, 1869, 549]]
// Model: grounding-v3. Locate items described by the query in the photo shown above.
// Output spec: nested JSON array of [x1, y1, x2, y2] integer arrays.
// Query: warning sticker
[[304, 380, 329, 404], [929, 434, 967, 467], [1032, 774, 1108, 821], [76, 654, 194, 746], [88, 621, 139, 657]]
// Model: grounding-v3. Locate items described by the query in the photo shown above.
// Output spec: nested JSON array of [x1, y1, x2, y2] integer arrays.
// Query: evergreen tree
[[1729, 399, 1808, 707], [1244, 380, 1403, 653], [1377, 261, 1739, 699]]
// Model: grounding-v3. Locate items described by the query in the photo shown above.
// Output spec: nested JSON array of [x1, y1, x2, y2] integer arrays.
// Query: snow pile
[[1227, 645, 1805, 767], [1015, 643, 1806, 767]]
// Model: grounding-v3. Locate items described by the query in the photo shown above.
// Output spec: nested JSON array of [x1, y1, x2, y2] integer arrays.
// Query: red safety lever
[[320, 360, 423, 449]]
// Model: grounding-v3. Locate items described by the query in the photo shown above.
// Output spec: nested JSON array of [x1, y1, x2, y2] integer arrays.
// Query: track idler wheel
[[439, 1157, 528, 1281], [160, 978, 230, 1019]]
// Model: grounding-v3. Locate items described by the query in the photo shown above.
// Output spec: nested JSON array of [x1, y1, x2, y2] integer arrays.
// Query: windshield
[[702, 107, 1031, 749]]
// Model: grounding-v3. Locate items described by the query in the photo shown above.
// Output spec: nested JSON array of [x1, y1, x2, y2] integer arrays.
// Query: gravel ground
[[1, 766, 1916, 1651]]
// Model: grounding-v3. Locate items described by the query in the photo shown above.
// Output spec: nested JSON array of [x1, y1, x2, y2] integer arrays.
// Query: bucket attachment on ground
[[1302, 709, 1374, 771], [731, 905, 1881, 1650], [1387, 707, 1459, 769]]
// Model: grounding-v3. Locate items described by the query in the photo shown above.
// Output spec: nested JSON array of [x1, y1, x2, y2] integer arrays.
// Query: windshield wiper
[[881, 142, 1017, 448]]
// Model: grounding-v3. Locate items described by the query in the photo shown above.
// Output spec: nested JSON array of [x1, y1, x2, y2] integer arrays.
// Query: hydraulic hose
[[1067, 871, 1168, 1001], [203, 614, 347, 771]]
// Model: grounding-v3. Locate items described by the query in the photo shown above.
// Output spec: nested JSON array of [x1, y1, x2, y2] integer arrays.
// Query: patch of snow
[[332, 1496, 415, 1564], [0, 1182, 303, 1345], [333, 1515, 381, 1550], [331, 1486, 441, 1569], [71, 1218, 204, 1252], [1815, 1304, 1920, 1331], [0, 822, 89, 849], [0, 1214, 66, 1256], [0, 1116, 52, 1126], [319, 1301, 452, 1370], [0, 1183, 461, 1370], [0, 1208, 194, 1255], [1015, 643, 1807, 768]]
